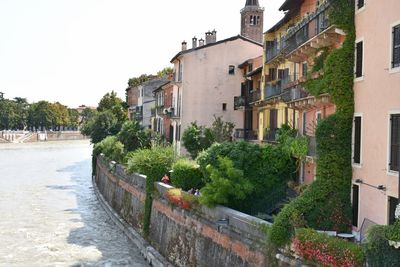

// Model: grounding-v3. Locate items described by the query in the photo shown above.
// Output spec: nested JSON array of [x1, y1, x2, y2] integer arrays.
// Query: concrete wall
[[95, 156, 271, 267], [353, 0, 400, 228], [46, 132, 88, 141]]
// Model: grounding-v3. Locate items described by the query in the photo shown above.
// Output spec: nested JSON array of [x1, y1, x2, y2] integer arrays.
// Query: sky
[[0, 0, 286, 108]]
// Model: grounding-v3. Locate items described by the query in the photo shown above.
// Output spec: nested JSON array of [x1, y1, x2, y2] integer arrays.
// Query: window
[[248, 63, 253, 73], [392, 25, 400, 68], [389, 114, 400, 171], [353, 116, 362, 164], [352, 184, 359, 227], [355, 41, 363, 78], [388, 197, 398, 225], [357, 0, 364, 9], [229, 65, 235, 75], [222, 103, 227, 111], [268, 68, 277, 81]]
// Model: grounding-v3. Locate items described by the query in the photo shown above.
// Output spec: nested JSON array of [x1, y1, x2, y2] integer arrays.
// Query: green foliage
[[128, 74, 153, 87], [81, 110, 119, 143], [171, 158, 204, 191], [196, 141, 294, 214], [270, 0, 355, 247], [118, 120, 151, 152], [386, 220, 400, 241], [276, 125, 308, 160], [294, 228, 364, 267], [126, 146, 176, 236], [210, 116, 235, 143], [157, 67, 173, 78], [97, 91, 125, 112], [311, 48, 330, 73], [363, 225, 400, 267], [94, 136, 125, 163], [82, 91, 127, 143], [199, 157, 253, 207], [182, 122, 215, 159]]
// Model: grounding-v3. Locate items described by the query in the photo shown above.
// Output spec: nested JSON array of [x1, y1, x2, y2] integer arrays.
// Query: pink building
[[352, 0, 400, 237]]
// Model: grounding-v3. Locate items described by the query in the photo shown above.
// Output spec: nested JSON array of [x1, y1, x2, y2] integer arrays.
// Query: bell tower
[[240, 0, 264, 43]]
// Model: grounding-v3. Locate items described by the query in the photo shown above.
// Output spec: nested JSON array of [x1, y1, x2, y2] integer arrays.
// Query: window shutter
[[352, 185, 359, 227], [357, 0, 364, 9], [355, 41, 363, 77], [393, 25, 400, 68], [390, 114, 400, 171], [353, 117, 361, 164]]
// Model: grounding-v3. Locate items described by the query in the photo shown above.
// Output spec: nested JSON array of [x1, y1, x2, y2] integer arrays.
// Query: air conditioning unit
[[167, 107, 174, 113], [163, 108, 169, 115]]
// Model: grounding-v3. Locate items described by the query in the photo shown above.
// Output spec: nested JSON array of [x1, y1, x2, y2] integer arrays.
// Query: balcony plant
[[165, 188, 197, 210], [387, 204, 400, 248], [293, 228, 364, 267]]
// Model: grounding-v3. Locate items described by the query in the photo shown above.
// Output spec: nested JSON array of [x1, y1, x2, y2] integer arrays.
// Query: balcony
[[281, 86, 309, 103], [265, 1, 344, 64], [249, 89, 261, 103], [234, 129, 258, 141], [264, 81, 282, 100], [234, 96, 247, 110], [263, 128, 279, 143]]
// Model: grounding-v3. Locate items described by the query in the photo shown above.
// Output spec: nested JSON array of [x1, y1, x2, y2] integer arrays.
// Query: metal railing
[[264, 128, 279, 142], [281, 86, 309, 102], [234, 129, 258, 140], [250, 89, 261, 103], [234, 96, 247, 110], [265, 1, 331, 63], [264, 82, 282, 99]]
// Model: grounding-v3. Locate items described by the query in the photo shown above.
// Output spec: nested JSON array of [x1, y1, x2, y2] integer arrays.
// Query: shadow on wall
[[49, 159, 149, 267]]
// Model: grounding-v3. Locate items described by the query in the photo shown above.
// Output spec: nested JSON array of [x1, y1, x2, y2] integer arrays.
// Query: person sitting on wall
[[161, 174, 170, 184]]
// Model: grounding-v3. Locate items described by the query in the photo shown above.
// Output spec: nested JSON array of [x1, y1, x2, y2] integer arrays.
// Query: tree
[[199, 156, 253, 208], [182, 122, 215, 159], [97, 91, 124, 112], [127, 74, 153, 88], [118, 120, 151, 152], [157, 67, 173, 78], [0, 99, 17, 130], [126, 146, 176, 236], [81, 110, 119, 143], [68, 109, 80, 130], [210, 116, 235, 143]]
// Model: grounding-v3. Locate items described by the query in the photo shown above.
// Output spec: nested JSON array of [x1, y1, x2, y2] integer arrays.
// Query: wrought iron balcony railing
[[234, 96, 247, 110], [264, 128, 279, 142], [265, 0, 331, 63], [234, 129, 258, 141]]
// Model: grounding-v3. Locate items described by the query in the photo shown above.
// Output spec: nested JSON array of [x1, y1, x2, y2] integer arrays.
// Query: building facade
[[259, 0, 345, 184], [241, 0, 264, 44], [352, 0, 400, 234]]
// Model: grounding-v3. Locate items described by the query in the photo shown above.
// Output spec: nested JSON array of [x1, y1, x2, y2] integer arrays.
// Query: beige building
[[352, 0, 400, 236], [170, 35, 263, 152]]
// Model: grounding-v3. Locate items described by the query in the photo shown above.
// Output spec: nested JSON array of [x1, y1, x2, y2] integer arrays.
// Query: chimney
[[192, 36, 197, 48], [199, 38, 205, 46], [181, 41, 187, 51], [211, 29, 217, 42], [205, 31, 212, 44]]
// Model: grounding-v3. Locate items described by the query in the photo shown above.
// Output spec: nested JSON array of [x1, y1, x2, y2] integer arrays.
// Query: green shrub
[[126, 146, 176, 236], [270, 0, 355, 247], [118, 120, 151, 152], [199, 156, 253, 207], [171, 159, 204, 191], [386, 220, 400, 241], [182, 122, 215, 159], [293, 228, 364, 267], [363, 225, 400, 267], [196, 141, 294, 214], [94, 135, 125, 163]]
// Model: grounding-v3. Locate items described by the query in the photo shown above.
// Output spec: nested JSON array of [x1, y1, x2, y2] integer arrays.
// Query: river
[[0, 141, 150, 267]]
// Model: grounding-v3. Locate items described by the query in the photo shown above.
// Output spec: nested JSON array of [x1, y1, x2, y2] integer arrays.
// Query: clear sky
[[0, 0, 285, 108]]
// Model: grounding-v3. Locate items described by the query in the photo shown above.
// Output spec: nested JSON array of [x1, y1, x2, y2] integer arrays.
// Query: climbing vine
[[269, 0, 355, 247]]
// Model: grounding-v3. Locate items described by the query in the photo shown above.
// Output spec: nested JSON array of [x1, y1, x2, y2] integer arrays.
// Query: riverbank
[[0, 131, 88, 143]]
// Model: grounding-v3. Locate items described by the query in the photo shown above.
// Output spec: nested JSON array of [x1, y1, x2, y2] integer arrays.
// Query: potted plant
[[387, 204, 400, 249]]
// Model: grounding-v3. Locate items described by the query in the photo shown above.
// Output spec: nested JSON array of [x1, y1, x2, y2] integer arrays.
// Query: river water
[[0, 141, 150, 267]]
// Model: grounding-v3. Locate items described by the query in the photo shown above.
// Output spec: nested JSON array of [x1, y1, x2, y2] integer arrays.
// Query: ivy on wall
[[269, 0, 356, 247]]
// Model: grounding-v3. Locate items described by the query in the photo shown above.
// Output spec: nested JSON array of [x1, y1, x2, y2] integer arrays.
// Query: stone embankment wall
[[46, 132, 88, 141], [95, 156, 271, 267]]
